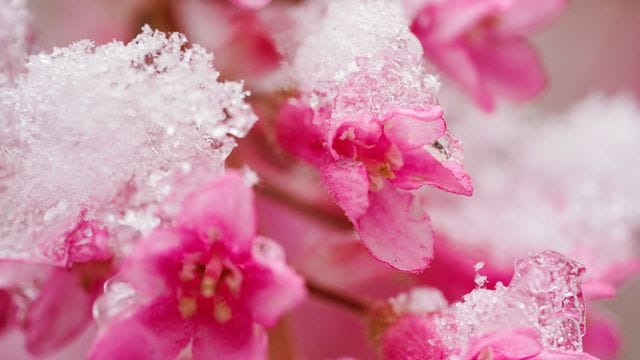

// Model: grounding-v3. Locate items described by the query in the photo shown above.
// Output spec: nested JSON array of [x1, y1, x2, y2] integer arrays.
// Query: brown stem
[[305, 278, 372, 315], [255, 181, 353, 230]]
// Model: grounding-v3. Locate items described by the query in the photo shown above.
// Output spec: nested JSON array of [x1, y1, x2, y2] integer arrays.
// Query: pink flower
[[381, 251, 599, 359], [278, 99, 471, 272], [89, 172, 305, 359], [0, 212, 113, 356], [411, 0, 567, 111], [0, 259, 113, 356]]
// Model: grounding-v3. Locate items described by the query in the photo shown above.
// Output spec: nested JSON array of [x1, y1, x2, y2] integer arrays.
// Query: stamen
[[214, 301, 232, 323], [179, 297, 198, 319], [179, 262, 196, 282], [201, 276, 216, 298]]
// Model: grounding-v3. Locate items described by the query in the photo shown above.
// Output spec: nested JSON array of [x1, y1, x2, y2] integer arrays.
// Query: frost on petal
[[0, 0, 29, 82], [436, 251, 587, 355], [0, 26, 257, 265], [428, 94, 640, 298]]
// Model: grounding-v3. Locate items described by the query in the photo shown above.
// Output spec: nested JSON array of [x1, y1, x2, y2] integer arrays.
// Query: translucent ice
[[0, 26, 257, 265], [437, 251, 587, 354]]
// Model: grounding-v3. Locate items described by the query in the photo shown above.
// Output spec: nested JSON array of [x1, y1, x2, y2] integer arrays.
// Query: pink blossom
[[278, 98, 471, 272], [411, 0, 567, 110], [0, 259, 113, 356], [381, 251, 599, 359], [89, 172, 305, 359]]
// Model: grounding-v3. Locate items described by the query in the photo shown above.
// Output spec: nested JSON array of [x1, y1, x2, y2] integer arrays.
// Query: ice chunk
[[0, 0, 29, 82], [0, 26, 257, 265], [437, 251, 587, 354]]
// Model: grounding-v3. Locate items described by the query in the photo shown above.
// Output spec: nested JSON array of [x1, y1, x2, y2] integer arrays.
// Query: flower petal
[[192, 306, 267, 360], [24, 268, 94, 356], [276, 98, 326, 163], [423, 44, 493, 111], [381, 315, 446, 360], [320, 160, 370, 222], [533, 350, 599, 360], [393, 141, 472, 196], [178, 171, 256, 253], [356, 186, 433, 272], [89, 297, 192, 360], [243, 237, 306, 326], [413, 1, 497, 44], [469, 37, 546, 102], [383, 107, 446, 150], [496, 0, 569, 35], [463, 327, 543, 360]]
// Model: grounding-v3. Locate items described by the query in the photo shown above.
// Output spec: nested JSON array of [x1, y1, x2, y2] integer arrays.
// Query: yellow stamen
[[201, 276, 216, 298], [214, 301, 232, 323], [179, 297, 197, 319]]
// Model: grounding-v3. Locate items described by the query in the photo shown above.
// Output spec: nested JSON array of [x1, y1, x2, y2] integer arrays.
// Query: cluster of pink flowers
[[0, 0, 638, 359]]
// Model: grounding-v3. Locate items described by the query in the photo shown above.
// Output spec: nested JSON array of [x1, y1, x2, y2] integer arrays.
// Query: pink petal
[[469, 37, 547, 102], [124, 228, 197, 297], [533, 350, 600, 360], [356, 186, 433, 272], [424, 44, 494, 111], [381, 315, 446, 360], [393, 148, 473, 195], [413, 1, 497, 44], [90, 297, 192, 360], [463, 327, 543, 360], [583, 309, 621, 359], [178, 171, 256, 253], [242, 237, 306, 326], [24, 268, 94, 356], [497, 0, 569, 35], [331, 120, 384, 160], [276, 99, 326, 163], [320, 160, 370, 222], [192, 305, 267, 360], [383, 107, 446, 150]]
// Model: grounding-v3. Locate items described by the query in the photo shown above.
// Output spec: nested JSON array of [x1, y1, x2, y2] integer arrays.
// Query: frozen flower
[[381, 251, 598, 359], [0, 26, 256, 266], [276, 0, 471, 272], [90, 172, 305, 359], [411, 0, 567, 111]]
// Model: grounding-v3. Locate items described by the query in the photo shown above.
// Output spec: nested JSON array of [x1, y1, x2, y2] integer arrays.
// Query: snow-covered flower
[[90, 172, 305, 359]]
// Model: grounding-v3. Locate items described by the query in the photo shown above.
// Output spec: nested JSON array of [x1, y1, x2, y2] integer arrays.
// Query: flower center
[[176, 251, 243, 323]]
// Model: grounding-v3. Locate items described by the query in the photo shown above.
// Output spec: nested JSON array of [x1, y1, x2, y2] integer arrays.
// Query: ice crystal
[[429, 94, 640, 283], [0, 0, 29, 82], [437, 251, 586, 355], [0, 26, 256, 265], [292, 0, 440, 118], [390, 287, 449, 316]]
